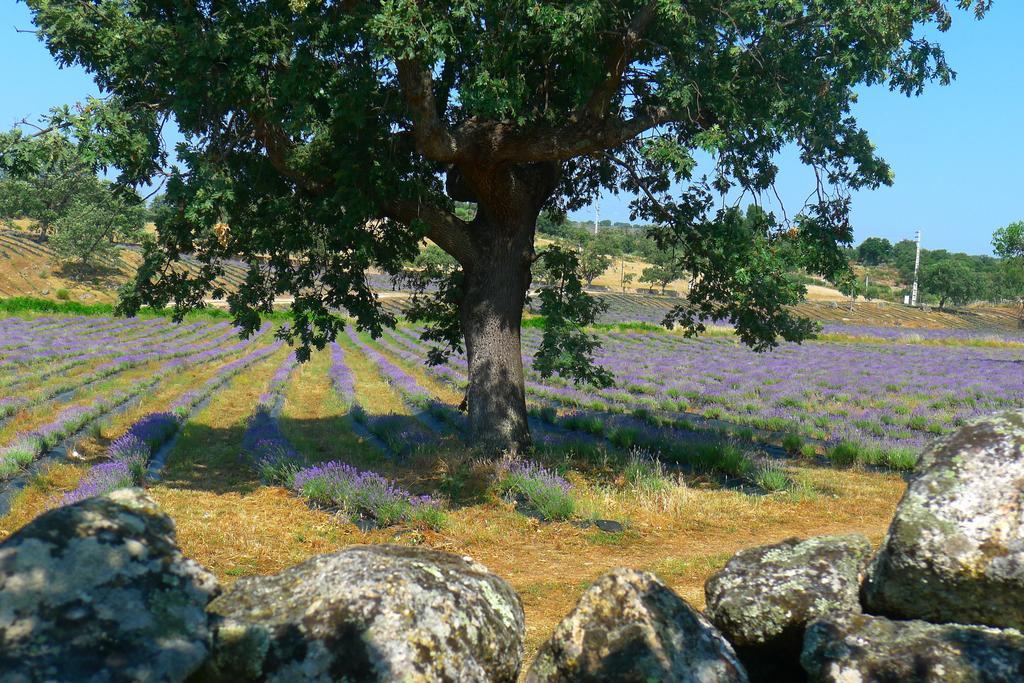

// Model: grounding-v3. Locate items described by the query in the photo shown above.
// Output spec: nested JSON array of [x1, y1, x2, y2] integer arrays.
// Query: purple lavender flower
[[59, 460, 135, 506], [292, 460, 438, 526]]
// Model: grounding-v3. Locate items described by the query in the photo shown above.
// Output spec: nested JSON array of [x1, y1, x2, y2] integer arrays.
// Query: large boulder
[[0, 488, 219, 682], [527, 568, 748, 683], [200, 544, 524, 682], [862, 410, 1024, 628], [801, 612, 1024, 682], [704, 534, 872, 682]]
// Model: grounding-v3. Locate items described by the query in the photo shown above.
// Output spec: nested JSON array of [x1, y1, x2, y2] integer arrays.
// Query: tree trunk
[[451, 162, 557, 454], [460, 250, 532, 453]]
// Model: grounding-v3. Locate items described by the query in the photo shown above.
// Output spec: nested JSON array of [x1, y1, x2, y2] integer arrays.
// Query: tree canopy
[[0, 128, 147, 268], [857, 237, 894, 266], [12, 0, 993, 452], [922, 259, 977, 309]]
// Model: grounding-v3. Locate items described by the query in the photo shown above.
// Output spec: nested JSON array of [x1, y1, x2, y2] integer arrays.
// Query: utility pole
[[593, 195, 600, 236], [910, 229, 922, 307]]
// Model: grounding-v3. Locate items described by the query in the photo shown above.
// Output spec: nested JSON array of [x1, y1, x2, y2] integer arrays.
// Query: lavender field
[[3, 311, 1022, 514]]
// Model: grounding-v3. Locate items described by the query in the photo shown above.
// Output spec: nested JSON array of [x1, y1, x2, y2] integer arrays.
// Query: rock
[[200, 544, 524, 682], [592, 519, 624, 533], [704, 535, 872, 682], [570, 519, 625, 533], [862, 410, 1024, 628], [0, 488, 219, 682], [801, 612, 1024, 682], [527, 568, 748, 683]]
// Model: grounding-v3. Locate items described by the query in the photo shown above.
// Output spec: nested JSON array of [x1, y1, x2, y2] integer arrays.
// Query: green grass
[[750, 461, 794, 492], [0, 439, 41, 479], [623, 452, 670, 495], [781, 432, 804, 454], [497, 467, 577, 522], [687, 441, 755, 478], [827, 441, 863, 467], [0, 295, 288, 321]]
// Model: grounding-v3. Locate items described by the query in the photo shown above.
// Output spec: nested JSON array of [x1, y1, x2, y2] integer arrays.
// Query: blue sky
[[1, 2, 1020, 256]]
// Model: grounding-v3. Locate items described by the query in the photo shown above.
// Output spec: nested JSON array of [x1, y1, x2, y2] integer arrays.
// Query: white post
[[910, 230, 922, 307], [594, 196, 600, 235]]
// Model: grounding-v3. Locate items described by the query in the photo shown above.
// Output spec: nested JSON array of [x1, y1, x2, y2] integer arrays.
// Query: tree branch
[[478, 106, 675, 163], [580, 2, 660, 121], [381, 198, 476, 265], [250, 116, 324, 192], [395, 59, 459, 162]]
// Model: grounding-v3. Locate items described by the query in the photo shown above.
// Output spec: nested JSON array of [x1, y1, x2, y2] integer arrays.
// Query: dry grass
[[0, 463, 88, 537]]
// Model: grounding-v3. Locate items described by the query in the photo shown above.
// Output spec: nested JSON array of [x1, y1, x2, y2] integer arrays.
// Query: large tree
[[993, 221, 1024, 322], [857, 237, 894, 266], [922, 259, 976, 310], [16, 0, 990, 452]]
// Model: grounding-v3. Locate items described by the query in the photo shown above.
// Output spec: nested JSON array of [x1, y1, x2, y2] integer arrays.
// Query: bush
[[781, 433, 804, 454], [497, 459, 576, 521], [883, 447, 919, 470], [55, 288, 70, 300], [0, 437, 42, 479], [827, 441, 862, 467], [292, 460, 444, 529], [609, 426, 639, 449], [750, 461, 793, 492], [689, 441, 755, 478]]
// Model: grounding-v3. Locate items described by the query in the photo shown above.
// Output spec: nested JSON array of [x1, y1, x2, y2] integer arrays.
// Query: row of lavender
[[342, 331, 593, 517], [375, 323, 1024, 466], [575, 293, 1024, 340], [0, 317, 273, 479], [316, 340, 573, 523], [0, 312, 449, 528], [239, 346, 446, 529], [56, 334, 282, 504], [0, 320, 239, 421], [8, 314, 584, 525]]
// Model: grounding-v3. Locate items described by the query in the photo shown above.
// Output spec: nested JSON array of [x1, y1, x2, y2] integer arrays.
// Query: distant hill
[[3, 228, 1019, 333]]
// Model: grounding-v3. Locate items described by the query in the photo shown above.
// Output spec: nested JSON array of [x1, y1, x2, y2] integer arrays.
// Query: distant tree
[[592, 230, 625, 258], [857, 237, 893, 265], [922, 259, 977, 310], [993, 222, 1024, 261], [50, 183, 147, 268], [0, 173, 33, 228], [0, 130, 96, 238], [535, 210, 564, 237], [412, 243, 459, 274], [993, 221, 1024, 322], [620, 272, 635, 292], [640, 249, 685, 294], [891, 239, 919, 282], [579, 245, 613, 286], [0, 128, 147, 268]]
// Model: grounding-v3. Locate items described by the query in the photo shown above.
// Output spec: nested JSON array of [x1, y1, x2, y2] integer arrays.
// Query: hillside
[[3, 228, 1020, 333], [0, 230, 249, 303]]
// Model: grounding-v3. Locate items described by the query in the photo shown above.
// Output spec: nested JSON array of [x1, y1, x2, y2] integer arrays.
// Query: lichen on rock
[[0, 488, 220, 682], [704, 534, 871, 682], [198, 544, 524, 682], [527, 568, 748, 682], [862, 409, 1024, 629], [801, 612, 1024, 682]]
